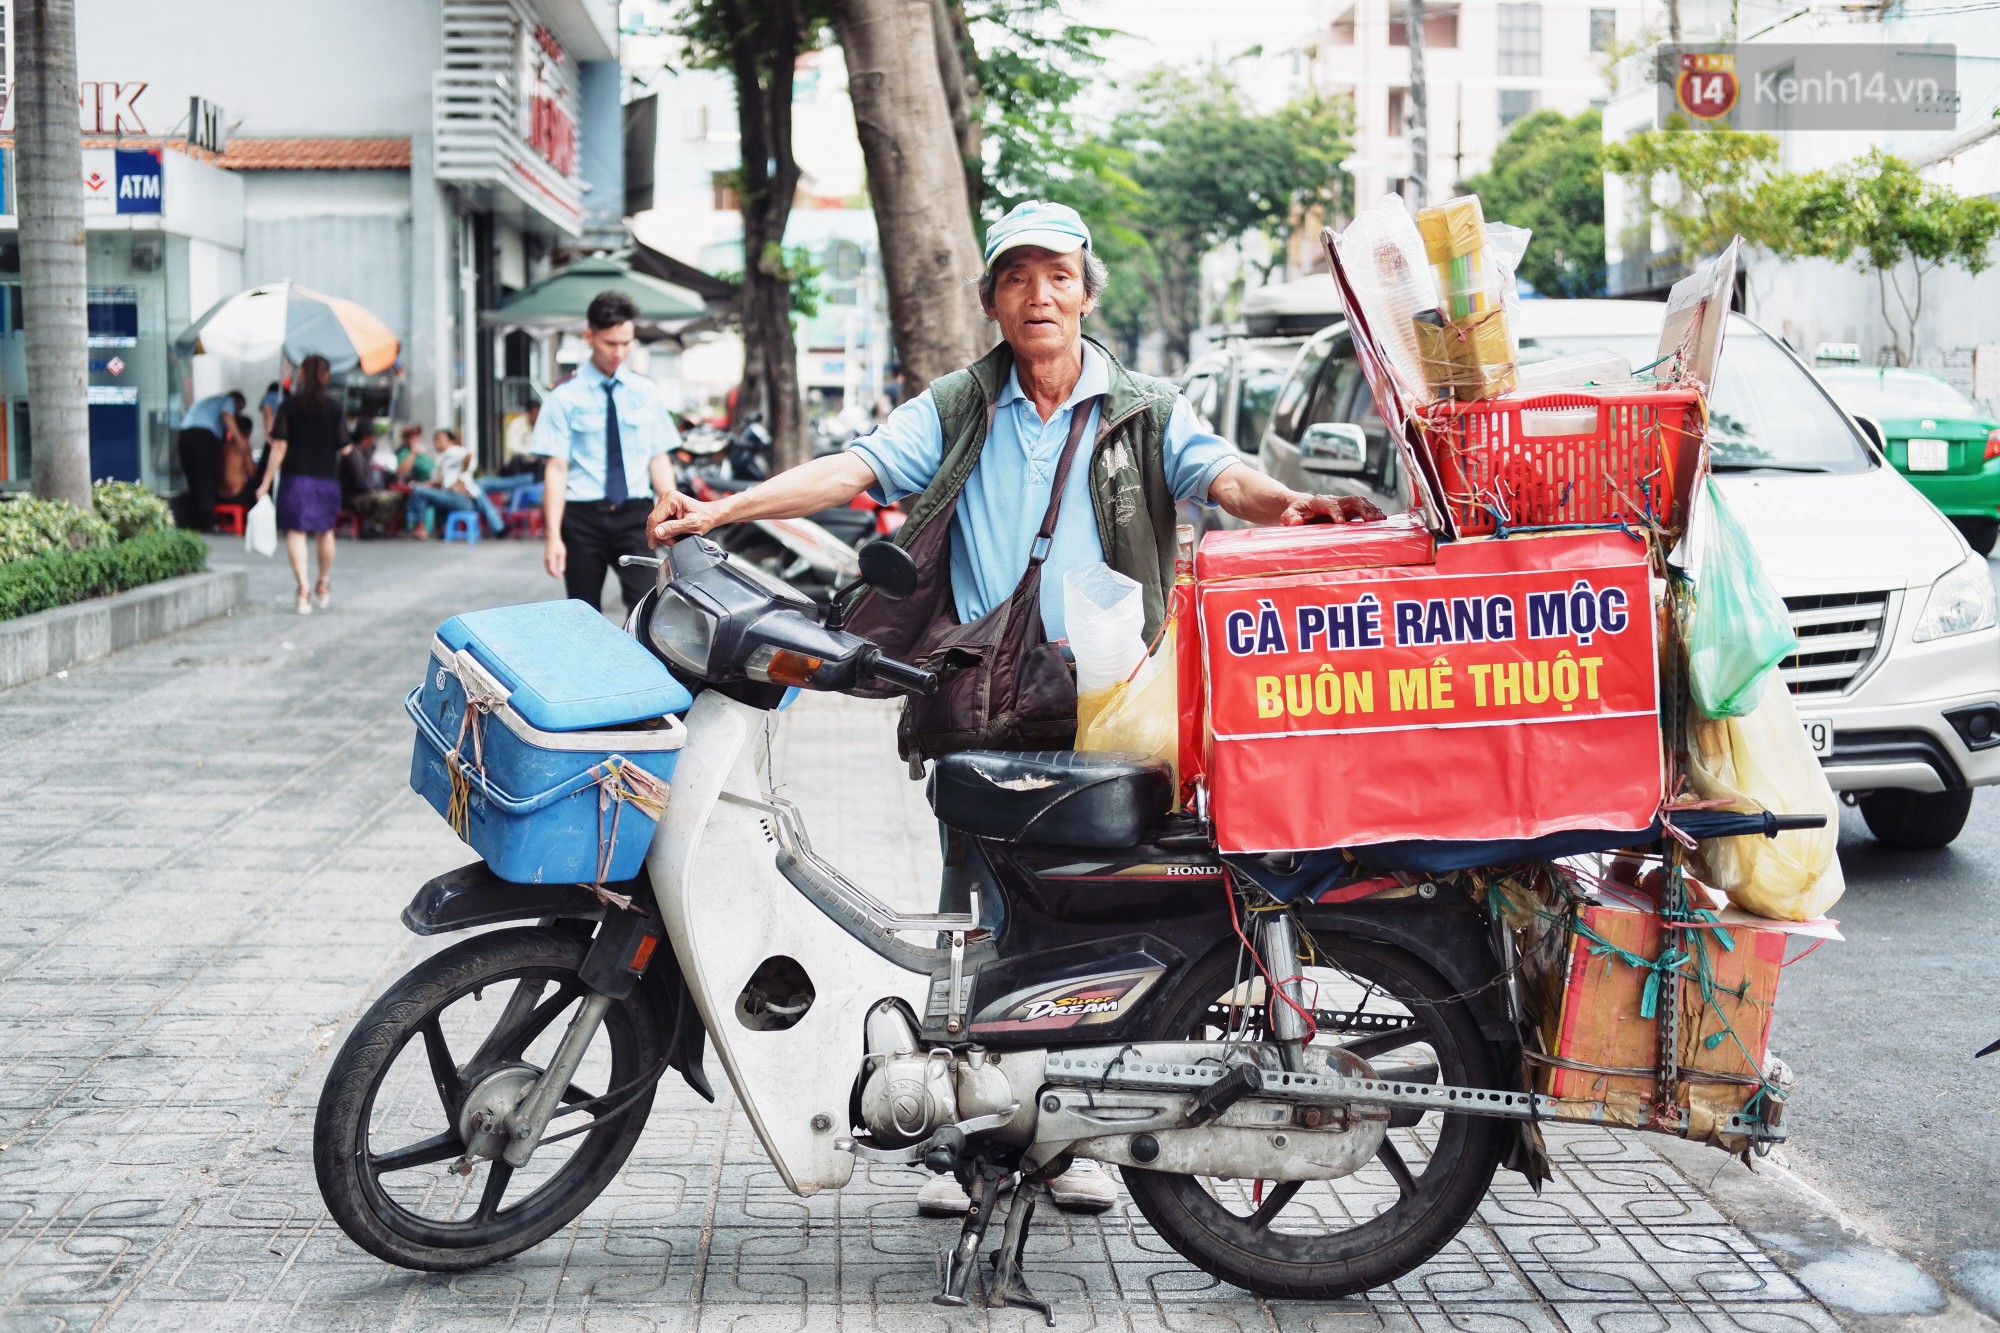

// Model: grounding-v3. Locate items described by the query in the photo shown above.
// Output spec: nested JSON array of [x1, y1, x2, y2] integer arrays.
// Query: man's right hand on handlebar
[[647, 490, 722, 546]]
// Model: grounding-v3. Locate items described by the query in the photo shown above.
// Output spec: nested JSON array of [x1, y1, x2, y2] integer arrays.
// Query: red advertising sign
[[1198, 531, 1663, 853]]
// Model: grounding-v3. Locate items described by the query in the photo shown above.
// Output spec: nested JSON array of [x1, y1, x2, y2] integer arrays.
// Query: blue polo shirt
[[850, 343, 1238, 641], [180, 395, 232, 435], [530, 360, 680, 502]]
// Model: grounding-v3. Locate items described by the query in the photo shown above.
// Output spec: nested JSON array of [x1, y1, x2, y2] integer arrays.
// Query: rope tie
[[445, 699, 488, 839], [592, 758, 671, 889]]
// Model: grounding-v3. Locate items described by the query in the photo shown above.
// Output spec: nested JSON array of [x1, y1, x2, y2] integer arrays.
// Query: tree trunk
[[723, 0, 809, 474], [1405, 0, 1429, 208], [1666, 0, 1681, 43], [931, 0, 984, 217], [835, 0, 988, 397], [17, 0, 91, 509]]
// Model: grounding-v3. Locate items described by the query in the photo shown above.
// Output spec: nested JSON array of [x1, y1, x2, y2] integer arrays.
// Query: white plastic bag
[[245, 490, 278, 557], [1687, 681, 1845, 921], [1064, 564, 1145, 698]]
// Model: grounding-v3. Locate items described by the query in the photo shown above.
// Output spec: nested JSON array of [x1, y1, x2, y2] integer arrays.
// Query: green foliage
[[0, 529, 207, 621], [1767, 150, 2000, 365], [1089, 69, 1352, 360], [1602, 124, 1784, 260], [0, 495, 114, 562], [1462, 110, 1606, 298], [714, 243, 824, 321], [90, 480, 174, 543], [959, 0, 1121, 220]]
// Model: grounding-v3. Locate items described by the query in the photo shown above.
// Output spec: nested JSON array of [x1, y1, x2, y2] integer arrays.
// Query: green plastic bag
[[1688, 479, 1798, 718]]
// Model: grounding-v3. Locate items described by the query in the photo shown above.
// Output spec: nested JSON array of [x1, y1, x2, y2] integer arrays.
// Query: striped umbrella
[[176, 281, 400, 375]]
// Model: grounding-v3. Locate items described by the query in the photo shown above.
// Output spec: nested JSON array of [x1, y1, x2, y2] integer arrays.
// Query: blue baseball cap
[[983, 200, 1092, 273]]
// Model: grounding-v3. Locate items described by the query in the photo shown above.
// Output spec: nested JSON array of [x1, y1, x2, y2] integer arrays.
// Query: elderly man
[[648, 200, 1380, 1213]]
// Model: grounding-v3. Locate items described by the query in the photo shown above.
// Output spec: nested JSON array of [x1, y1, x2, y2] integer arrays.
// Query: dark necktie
[[603, 381, 628, 504]]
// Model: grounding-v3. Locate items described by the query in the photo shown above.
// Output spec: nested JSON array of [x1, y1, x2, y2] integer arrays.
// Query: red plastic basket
[[1421, 388, 1705, 537]]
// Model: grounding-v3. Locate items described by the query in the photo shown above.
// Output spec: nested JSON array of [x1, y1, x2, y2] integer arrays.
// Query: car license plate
[[1908, 437, 1950, 471], [1801, 716, 1834, 757]]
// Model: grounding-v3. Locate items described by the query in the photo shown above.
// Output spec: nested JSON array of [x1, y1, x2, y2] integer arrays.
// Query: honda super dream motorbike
[[314, 533, 1816, 1319]]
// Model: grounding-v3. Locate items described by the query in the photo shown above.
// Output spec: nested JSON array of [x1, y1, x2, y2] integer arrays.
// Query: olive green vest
[[894, 336, 1182, 638]]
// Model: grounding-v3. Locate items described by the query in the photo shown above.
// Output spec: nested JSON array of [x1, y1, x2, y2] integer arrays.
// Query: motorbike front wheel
[[314, 926, 662, 1271], [1123, 933, 1506, 1299]]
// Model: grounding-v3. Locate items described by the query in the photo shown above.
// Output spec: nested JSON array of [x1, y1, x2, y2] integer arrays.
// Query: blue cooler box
[[407, 600, 694, 884]]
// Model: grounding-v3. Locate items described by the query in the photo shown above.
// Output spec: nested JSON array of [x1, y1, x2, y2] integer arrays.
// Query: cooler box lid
[[435, 600, 693, 733]]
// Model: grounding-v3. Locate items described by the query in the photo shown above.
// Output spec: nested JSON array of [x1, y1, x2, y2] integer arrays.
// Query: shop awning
[[486, 256, 708, 334]]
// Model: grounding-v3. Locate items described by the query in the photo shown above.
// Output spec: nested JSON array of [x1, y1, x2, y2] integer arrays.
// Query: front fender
[[401, 861, 606, 936], [401, 859, 715, 1104]]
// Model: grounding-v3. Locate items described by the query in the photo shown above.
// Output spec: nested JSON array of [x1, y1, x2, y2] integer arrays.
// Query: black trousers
[[561, 500, 654, 613], [178, 428, 221, 531]]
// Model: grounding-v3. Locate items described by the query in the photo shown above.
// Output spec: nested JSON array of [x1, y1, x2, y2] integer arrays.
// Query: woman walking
[[255, 354, 346, 615]]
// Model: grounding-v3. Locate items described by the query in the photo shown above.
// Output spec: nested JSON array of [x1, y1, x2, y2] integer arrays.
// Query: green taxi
[[1818, 366, 2000, 555]]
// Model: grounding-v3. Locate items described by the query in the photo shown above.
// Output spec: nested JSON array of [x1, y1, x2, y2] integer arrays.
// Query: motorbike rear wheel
[[1122, 933, 1505, 1299], [313, 926, 661, 1271]]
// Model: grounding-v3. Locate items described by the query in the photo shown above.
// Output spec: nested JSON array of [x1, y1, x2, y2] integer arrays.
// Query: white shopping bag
[[245, 490, 278, 557]]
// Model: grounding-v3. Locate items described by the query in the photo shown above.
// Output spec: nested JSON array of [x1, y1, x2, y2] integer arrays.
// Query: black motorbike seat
[[928, 749, 1173, 848]]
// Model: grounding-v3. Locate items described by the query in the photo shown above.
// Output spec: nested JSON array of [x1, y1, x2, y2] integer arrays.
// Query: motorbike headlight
[[649, 587, 718, 674], [1913, 553, 1999, 643]]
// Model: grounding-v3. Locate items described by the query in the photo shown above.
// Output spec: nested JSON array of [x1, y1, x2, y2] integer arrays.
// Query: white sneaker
[[915, 1172, 1014, 1216], [1047, 1159, 1117, 1213]]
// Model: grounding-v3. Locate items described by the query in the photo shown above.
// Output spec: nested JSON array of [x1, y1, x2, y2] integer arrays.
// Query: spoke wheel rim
[[348, 963, 639, 1250], [1155, 946, 1485, 1258]]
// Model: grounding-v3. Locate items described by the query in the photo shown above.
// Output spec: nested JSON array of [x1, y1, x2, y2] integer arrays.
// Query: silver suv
[[1257, 300, 2000, 848]]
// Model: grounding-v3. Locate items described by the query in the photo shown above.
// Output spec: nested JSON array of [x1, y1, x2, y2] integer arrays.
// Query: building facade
[[1601, 0, 2000, 389], [2, 0, 624, 493], [1306, 0, 1637, 217]]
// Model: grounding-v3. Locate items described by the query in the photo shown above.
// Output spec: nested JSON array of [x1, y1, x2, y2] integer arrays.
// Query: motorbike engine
[[858, 1003, 958, 1146]]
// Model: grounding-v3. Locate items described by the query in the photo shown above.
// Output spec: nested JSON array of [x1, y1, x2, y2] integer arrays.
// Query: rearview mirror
[[1299, 422, 1368, 475], [858, 539, 918, 600]]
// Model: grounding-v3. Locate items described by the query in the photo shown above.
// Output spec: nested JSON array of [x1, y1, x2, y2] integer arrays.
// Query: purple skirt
[[276, 474, 342, 534]]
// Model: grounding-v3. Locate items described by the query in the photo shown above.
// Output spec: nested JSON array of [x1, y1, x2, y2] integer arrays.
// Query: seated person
[[405, 428, 506, 537], [220, 412, 261, 507], [395, 424, 436, 486]]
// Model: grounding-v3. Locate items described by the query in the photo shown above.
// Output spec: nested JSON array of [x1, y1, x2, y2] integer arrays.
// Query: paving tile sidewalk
[[0, 539, 1840, 1332]]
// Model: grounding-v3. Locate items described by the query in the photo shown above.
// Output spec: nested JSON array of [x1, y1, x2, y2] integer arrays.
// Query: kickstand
[[934, 1162, 1008, 1308], [987, 1176, 1055, 1326]]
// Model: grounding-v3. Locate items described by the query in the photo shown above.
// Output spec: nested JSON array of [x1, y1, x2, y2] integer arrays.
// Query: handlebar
[[861, 649, 936, 696]]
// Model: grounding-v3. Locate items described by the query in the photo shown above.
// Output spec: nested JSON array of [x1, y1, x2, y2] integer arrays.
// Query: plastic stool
[[335, 510, 362, 538], [212, 504, 246, 535], [442, 510, 482, 543]]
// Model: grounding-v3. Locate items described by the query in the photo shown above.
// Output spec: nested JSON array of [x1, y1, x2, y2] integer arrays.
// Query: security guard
[[534, 290, 680, 612]]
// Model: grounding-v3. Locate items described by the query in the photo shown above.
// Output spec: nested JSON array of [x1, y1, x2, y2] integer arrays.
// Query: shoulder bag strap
[[1026, 394, 1105, 568]]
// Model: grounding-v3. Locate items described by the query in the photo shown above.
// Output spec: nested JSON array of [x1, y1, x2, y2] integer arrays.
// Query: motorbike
[[313, 535, 1815, 1318]]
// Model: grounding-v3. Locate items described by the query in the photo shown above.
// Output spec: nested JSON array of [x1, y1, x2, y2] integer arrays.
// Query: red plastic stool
[[212, 504, 246, 535], [335, 510, 362, 538]]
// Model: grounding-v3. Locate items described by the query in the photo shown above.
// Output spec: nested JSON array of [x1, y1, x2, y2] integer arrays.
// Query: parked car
[[1256, 300, 2000, 848], [1815, 366, 2000, 556], [1179, 335, 1305, 452]]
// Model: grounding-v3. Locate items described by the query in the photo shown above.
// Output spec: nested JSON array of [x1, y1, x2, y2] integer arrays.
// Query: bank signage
[[79, 149, 165, 216]]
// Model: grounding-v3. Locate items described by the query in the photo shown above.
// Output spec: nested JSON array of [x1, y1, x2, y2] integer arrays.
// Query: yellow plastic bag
[[1077, 622, 1179, 790], [1686, 680, 1844, 921]]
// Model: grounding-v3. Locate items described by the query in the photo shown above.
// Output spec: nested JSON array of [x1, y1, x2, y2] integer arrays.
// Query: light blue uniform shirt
[[180, 395, 232, 434], [530, 360, 680, 502], [850, 343, 1238, 641]]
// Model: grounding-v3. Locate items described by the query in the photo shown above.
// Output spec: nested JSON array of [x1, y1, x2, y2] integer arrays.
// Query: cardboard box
[[1540, 888, 1784, 1136]]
